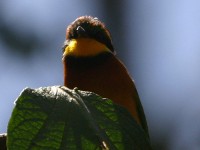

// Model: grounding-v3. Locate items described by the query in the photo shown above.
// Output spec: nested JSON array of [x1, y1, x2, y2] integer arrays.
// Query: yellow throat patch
[[63, 38, 110, 57]]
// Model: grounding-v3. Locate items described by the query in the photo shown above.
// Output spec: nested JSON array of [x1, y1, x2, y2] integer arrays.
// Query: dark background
[[1, 1, 200, 149]]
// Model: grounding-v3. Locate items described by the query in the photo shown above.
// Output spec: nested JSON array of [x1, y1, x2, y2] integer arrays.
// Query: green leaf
[[7, 86, 151, 150]]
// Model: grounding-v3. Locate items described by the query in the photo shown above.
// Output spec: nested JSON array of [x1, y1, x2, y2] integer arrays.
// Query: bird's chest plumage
[[64, 53, 134, 104]]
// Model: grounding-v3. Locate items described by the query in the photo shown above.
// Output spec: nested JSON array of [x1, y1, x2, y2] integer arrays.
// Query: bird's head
[[63, 16, 115, 57]]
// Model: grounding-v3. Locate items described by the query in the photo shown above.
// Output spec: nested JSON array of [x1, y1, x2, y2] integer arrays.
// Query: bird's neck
[[63, 38, 111, 57], [63, 52, 111, 70]]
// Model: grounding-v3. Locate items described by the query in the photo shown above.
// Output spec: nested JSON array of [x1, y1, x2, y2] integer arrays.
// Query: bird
[[62, 16, 149, 136]]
